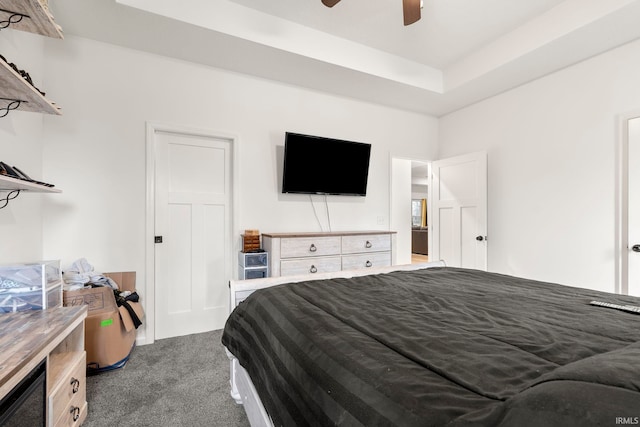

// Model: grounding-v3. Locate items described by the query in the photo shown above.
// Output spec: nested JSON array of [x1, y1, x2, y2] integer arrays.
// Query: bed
[[221, 262, 640, 426]]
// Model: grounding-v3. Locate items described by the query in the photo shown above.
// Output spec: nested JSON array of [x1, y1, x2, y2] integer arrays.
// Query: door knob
[[476, 236, 485, 242], [632, 244, 640, 253]]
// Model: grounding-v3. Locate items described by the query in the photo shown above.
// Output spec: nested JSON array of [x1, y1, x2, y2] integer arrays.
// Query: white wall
[[412, 185, 428, 200], [39, 35, 437, 308], [439, 38, 640, 293], [0, 31, 46, 263]]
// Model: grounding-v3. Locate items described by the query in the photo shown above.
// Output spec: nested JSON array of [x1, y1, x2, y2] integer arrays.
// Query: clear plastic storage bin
[[238, 251, 269, 280], [0, 260, 63, 313]]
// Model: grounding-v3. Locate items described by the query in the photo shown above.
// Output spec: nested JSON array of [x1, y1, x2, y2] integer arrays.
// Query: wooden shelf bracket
[[0, 189, 20, 209], [0, 7, 28, 30], [0, 0, 63, 39], [0, 96, 24, 118]]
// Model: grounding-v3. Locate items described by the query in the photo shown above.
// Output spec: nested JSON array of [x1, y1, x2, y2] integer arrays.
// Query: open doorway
[[392, 152, 487, 269], [411, 162, 429, 264], [390, 157, 431, 265]]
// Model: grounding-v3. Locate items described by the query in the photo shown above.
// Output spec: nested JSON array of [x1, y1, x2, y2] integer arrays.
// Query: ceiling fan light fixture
[[321, 0, 422, 26], [403, 0, 421, 26], [322, 0, 341, 7]]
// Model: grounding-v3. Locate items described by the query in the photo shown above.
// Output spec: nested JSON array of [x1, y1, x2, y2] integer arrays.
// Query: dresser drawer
[[280, 256, 342, 276], [280, 236, 341, 258], [342, 234, 391, 254], [342, 252, 391, 271], [49, 352, 86, 426]]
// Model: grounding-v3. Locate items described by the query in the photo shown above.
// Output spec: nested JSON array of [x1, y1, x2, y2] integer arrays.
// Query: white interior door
[[628, 117, 640, 296], [154, 130, 232, 339], [430, 151, 487, 270]]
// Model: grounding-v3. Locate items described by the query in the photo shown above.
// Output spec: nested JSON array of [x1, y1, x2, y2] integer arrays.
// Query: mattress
[[221, 267, 640, 426]]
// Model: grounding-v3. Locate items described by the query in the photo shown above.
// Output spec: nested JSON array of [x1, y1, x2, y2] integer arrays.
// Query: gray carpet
[[83, 330, 251, 427]]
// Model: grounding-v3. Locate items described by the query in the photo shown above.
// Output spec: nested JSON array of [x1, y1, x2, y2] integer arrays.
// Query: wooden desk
[[0, 306, 88, 426]]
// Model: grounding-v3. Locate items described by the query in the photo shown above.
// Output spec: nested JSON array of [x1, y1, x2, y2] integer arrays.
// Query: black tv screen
[[282, 132, 371, 196]]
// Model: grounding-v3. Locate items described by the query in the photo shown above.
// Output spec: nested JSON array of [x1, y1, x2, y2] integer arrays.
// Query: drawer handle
[[309, 243, 317, 252], [310, 265, 318, 273], [365, 260, 372, 267], [70, 406, 80, 422], [70, 377, 80, 393], [365, 241, 372, 248]]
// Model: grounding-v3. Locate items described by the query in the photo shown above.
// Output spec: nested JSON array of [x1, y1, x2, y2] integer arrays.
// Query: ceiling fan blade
[[403, 0, 421, 26], [322, 0, 341, 7]]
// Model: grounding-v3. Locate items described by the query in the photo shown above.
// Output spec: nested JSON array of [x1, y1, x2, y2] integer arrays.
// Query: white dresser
[[262, 231, 396, 277]]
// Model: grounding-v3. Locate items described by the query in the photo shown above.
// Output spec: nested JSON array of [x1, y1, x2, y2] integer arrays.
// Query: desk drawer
[[280, 236, 341, 258], [54, 398, 87, 427], [49, 352, 86, 426], [280, 256, 342, 276], [342, 234, 391, 254]]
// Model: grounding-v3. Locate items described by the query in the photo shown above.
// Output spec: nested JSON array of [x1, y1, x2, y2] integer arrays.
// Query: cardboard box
[[63, 272, 144, 373]]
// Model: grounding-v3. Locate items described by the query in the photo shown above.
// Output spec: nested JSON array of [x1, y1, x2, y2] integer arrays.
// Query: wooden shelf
[[0, 174, 61, 192], [0, 0, 63, 39], [0, 0, 63, 117], [0, 59, 61, 115]]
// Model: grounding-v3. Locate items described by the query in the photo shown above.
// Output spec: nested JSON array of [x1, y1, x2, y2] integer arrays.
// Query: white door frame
[[617, 110, 640, 295], [145, 121, 240, 345]]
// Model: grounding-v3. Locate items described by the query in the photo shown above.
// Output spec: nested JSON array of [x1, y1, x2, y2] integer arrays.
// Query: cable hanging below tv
[[282, 132, 372, 196]]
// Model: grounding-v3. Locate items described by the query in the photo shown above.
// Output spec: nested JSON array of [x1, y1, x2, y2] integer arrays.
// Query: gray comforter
[[222, 267, 640, 426]]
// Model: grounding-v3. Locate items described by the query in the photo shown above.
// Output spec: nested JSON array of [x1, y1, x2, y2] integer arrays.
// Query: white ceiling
[[51, 0, 640, 116], [229, 0, 566, 69]]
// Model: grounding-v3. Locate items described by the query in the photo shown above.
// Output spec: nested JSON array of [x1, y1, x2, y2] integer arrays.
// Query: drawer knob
[[310, 265, 318, 273], [70, 377, 80, 393], [309, 243, 317, 252], [70, 406, 80, 422], [365, 241, 372, 248], [365, 260, 372, 267]]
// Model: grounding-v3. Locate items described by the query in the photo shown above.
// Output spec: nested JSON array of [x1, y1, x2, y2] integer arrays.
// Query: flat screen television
[[282, 132, 371, 196]]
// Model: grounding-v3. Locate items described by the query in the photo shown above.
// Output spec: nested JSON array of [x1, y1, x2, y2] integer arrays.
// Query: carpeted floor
[[83, 329, 251, 427]]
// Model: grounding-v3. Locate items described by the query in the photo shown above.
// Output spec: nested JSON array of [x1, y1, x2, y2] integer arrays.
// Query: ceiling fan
[[322, 0, 422, 26]]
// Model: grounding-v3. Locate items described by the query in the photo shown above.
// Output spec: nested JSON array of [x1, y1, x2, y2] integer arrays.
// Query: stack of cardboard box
[[63, 272, 144, 374]]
